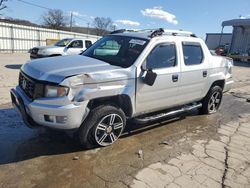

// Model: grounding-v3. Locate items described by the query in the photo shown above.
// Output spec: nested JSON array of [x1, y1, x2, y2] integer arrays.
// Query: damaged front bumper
[[10, 86, 89, 130]]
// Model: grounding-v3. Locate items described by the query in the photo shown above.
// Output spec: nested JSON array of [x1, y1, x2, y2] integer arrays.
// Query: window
[[182, 42, 204, 65], [83, 36, 148, 68], [54, 39, 72, 47], [85, 40, 92, 49], [68, 40, 83, 48], [93, 40, 121, 56], [146, 43, 176, 69]]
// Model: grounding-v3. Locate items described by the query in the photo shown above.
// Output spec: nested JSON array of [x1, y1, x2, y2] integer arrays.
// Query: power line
[[74, 15, 89, 23], [16, 0, 92, 27], [17, 0, 51, 10]]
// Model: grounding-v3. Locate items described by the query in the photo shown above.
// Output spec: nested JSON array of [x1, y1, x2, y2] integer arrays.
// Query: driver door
[[66, 40, 84, 55], [136, 42, 181, 114]]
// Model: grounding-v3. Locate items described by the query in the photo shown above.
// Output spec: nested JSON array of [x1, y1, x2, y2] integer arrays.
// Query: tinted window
[[54, 39, 71, 47], [182, 43, 203, 65], [85, 40, 92, 48], [69, 40, 83, 48], [146, 43, 176, 69], [83, 36, 148, 68]]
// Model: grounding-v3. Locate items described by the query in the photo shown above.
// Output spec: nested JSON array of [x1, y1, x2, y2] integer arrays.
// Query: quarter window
[[146, 43, 177, 69], [182, 43, 204, 65]]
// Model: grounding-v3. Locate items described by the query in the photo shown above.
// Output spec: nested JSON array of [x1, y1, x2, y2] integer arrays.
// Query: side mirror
[[143, 69, 157, 86]]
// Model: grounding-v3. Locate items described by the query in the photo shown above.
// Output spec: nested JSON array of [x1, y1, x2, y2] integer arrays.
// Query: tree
[[92, 17, 113, 36], [42, 9, 68, 29], [0, 0, 8, 13]]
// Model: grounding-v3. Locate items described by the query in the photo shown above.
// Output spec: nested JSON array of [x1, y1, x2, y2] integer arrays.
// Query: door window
[[85, 40, 92, 48], [182, 42, 204, 65], [146, 43, 177, 69], [68, 40, 83, 48]]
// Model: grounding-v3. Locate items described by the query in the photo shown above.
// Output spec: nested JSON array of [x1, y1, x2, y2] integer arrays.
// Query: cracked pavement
[[0, 54, 250, 188], [131, 115, 250, 188]]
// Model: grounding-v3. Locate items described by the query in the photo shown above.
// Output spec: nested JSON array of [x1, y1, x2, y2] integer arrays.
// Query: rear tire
[[78, 105, 126, 149], [200, 86, 223, 114]]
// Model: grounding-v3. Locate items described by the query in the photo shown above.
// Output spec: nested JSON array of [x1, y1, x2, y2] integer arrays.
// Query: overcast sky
[[2, 0, 250, 38]]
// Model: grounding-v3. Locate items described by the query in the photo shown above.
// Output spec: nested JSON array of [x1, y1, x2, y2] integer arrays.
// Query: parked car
[[28, 38, 96, 59], [215, 43, 229, 56], [11, 28, 233, 148]]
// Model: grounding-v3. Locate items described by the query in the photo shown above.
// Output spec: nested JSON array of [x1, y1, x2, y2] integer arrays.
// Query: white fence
[[0, 22, 100, 53]]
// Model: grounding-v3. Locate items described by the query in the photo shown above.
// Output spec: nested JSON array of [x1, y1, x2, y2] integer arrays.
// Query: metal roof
[[222, 19, 250, 27]]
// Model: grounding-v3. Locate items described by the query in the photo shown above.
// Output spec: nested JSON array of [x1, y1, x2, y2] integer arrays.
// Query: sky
[[2, 0, 250, 38]]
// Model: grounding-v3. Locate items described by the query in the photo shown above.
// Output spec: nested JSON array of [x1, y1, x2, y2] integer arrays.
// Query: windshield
[[54, 39, 72, 47], [82, 35, 149, 68]]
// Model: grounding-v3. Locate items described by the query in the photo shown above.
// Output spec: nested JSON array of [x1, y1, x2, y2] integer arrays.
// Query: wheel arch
[[87, 94, 133, 118], [204, 79, 225, 98], [210, 80, 225, 90]]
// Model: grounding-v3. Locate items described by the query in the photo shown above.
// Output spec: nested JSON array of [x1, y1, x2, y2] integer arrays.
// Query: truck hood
[[35, 45, 61, 50], [21, 55, 131, 84]]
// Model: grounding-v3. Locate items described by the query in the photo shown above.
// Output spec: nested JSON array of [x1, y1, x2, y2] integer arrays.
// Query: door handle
[[203, 71, 208, 77], [172, 74, 178, 82]]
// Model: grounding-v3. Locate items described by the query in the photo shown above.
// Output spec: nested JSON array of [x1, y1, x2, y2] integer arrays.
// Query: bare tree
[[92, 17, 113, 36], [42, 9, 68, 29], [0, 0, 8, 13]]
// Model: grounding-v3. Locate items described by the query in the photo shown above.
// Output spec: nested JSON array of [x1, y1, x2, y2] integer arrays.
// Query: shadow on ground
[[5, 64, 22, 70]]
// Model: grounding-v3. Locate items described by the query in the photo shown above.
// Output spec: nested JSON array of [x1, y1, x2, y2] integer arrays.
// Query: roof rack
[[110, 28, 197, 38], [149, 28, 196, 38], [110, 29, 137, 34]]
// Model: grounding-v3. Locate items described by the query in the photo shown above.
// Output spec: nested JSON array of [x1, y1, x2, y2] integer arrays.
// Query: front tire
[[200, 86, 223, 114], [78, 105, 126, 149]]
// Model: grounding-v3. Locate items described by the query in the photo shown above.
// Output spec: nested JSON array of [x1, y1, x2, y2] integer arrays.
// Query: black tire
[[200, 86, 223, 114], [78, 105, 126, 149]]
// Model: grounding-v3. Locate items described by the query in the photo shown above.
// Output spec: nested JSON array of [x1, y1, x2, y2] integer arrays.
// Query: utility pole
[[70, 12, 73, 32], [87, 22, 90, 36]]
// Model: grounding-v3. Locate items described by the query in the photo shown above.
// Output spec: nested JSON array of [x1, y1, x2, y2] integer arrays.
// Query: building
[[222, 19, 250, 54], [206, 19, 250, 56], [205, 33, 232, 50]]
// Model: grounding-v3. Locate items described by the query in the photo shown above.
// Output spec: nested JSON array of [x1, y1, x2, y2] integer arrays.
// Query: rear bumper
[[10, 86, 89, 130], [224, 77, 234, 93]]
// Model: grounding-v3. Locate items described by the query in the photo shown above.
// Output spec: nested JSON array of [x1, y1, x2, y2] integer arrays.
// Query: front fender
[[70, 79, 135, 102]]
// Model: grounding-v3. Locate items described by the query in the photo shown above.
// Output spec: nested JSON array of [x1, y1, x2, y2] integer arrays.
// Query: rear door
[[178, 41, 208, 105], [84, 40, 93, 49], [136, 42, 181, 114]]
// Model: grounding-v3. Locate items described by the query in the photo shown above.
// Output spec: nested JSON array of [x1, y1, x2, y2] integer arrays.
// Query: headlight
[[45, 85, 69, 98], [37, 49, 44, 55]]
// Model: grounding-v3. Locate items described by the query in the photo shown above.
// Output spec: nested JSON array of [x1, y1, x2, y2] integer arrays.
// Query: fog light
[[56, 116, 67, 124], [44, 115, 55, 123]]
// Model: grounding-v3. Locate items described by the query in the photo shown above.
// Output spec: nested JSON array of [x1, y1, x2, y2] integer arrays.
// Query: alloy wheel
[[208, 91, 222, 113], [94, 114, 124, 146]]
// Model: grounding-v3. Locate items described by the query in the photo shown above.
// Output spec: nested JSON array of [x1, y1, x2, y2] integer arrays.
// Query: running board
[[133, 103, 202, 124]]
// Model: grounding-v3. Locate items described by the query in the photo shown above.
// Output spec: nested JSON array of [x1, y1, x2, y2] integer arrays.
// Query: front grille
[[19, 72, 36, 99]]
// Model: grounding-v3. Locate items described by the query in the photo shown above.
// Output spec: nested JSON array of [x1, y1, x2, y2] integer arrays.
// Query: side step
[[133, 103, 202, 124]]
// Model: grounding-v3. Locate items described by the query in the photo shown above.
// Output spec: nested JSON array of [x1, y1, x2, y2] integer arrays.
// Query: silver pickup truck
[[11, 29, 233, 148], [29, 38, 96, 59]]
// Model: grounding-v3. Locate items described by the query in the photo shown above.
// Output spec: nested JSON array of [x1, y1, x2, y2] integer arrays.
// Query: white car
[[29, 38, 96, 59]]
